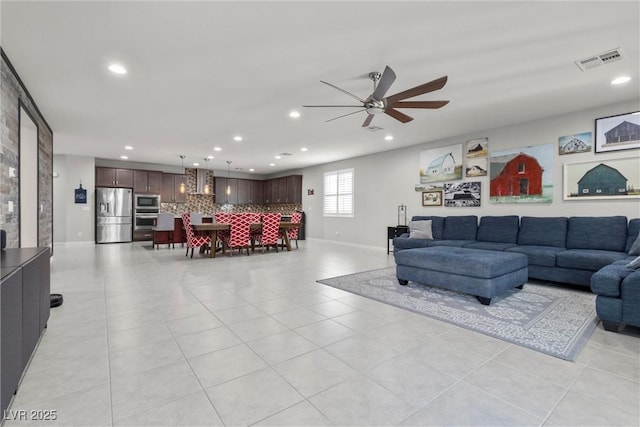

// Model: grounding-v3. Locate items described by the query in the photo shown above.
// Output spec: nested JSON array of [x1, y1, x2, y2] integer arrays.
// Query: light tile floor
[[3, 239, 639, 426]]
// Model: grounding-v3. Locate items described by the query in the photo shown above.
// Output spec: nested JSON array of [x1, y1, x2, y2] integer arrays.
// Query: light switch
[[8, 201, 14, 212], [9, 167, 16, 178]]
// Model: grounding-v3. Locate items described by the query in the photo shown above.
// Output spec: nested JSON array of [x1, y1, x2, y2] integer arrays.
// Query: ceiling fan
[[303, 66, 449, 127]]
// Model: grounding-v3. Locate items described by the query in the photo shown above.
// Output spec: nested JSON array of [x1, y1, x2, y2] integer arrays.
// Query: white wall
[[53, 154, 95, 242], [301, 100, 640, 248]]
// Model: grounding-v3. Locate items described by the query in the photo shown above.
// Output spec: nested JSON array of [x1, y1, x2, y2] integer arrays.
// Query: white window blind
[[324, 169, 354, 217]]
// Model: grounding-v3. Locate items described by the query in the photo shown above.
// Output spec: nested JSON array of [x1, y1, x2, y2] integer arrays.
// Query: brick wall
[[0, 49, 53, 249]]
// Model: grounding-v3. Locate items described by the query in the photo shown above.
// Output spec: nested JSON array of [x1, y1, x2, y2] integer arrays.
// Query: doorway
[[19, 105, 38, 248]]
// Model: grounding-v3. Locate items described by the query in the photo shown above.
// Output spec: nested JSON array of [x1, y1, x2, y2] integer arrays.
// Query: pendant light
[[203, 158, 211, 195], [179, 155, 186, 194], [225, 161, 232, 202]]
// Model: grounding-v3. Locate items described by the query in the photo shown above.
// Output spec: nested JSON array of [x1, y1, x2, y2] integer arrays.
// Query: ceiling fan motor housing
[[365, 96, 386, 114]]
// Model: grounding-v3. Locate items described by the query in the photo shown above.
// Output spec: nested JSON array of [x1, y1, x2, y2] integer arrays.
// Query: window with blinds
[[323, 168, 354, 217]]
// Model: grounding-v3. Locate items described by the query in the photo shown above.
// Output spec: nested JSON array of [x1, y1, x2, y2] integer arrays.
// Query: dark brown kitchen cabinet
[[286, 175, 302, 204], [237, 179, 251, 204], [161, 173, 187, 203], [250, 180, 264, 204], [134, 170, 163, 194], [95, 167, 134, 188], [263, 175, 302, 204], [215, 178, 238, 204]]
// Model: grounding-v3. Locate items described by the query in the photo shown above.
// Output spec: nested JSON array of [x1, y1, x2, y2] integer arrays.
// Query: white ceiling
[[2, 1, 639, 175]]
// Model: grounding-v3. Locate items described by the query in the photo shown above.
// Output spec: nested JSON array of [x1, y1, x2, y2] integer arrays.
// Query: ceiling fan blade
[[392, 100, 449, 109], [384, 108, 414, 123], [303, 105, 364, 108], [325, 108, 366, 123], [361, 114, 375, 127], [386, 76, 448, 104], [320, 80, 365, 103], [372, 66, 396, 100]]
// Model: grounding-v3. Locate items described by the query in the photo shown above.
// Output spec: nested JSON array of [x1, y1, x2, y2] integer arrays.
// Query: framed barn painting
[[419, 144, 463, 184], [444, 182, 481, 207], [563, 157, 640, 200], [558, 132, 592, 155], [595, 111, 640, 153], [489, 144, 554, 204]]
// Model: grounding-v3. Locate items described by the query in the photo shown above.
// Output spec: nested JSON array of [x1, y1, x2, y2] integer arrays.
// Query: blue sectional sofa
[[393, 215, 639, 288]]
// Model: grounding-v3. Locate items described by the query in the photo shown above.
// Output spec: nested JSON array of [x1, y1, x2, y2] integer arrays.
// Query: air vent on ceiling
[[575, 48, 625, 71], [367, 126, 384, 132]]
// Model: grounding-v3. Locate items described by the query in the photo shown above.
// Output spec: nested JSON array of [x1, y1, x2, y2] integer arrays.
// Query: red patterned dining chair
[[281, 211, 302, 250], [223, 213, 252, 255], [258, 213, 281, 252], [182, 213, 211, 258], [245, 212, 262, 250], [214, 212, 231, 247]]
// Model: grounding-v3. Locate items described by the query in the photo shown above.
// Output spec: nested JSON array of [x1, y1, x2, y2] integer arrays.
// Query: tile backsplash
[[161, 198, 302, 216]]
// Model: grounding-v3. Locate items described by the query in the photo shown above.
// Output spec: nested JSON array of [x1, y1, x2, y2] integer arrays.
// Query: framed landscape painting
[[444, 181, 481, 207], [419, 144, 463, 184], [563, 157, 640, 200], [595, 111, 640, 153], [422, 191, 443, 206]]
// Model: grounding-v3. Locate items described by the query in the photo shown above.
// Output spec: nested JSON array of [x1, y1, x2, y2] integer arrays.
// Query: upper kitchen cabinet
[[133, 170, 163, 194], [161, 173, 187, 203], [286, 175, 302, 204], [236, 179, 264, 204], [215, 178, 237, 204], [264, 175, 302, 204], [95, 167, 134, 188]]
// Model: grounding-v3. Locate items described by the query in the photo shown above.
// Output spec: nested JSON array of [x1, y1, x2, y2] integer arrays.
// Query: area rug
[[317, 267, 598, 361]]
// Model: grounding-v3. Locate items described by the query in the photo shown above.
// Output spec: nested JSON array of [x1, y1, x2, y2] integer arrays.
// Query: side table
[[387, 225, 409, 254]]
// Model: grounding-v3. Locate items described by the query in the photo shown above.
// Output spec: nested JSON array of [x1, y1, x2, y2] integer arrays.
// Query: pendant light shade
[[225, 161, 232, 201], [179, 155, 186, 194], [203, 158, 211, 195]]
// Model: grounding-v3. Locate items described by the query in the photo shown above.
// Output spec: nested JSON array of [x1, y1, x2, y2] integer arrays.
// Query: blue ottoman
[[395, 247, 528, 305]]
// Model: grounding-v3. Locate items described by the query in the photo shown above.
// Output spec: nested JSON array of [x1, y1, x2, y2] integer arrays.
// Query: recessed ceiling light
[[611, 76, 631, 85], [207, 155, 214, 159], [124, 145, 133, 150], [193, 162, 199, 167], [120, 155, 128, 160], [274, 155, 281, 159], [108, 63, 127, 75], [214, 147, 222, 151], [269, 163, 276, 167], [233, 136, 243, 142], [289, 110, 300, 118], [384, 135, 394, 141], [300, 147, 308, 152], [249, 168, 255, 172]]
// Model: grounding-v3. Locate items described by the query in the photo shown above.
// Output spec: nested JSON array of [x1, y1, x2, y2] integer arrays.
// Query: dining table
[[191, 222, 300, 258]]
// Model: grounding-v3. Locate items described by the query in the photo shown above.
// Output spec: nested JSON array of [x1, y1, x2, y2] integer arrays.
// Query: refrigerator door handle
[[106, 202, 110, 213]]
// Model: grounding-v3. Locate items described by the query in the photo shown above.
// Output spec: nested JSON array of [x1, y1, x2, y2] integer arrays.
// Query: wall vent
[[575, 48, 625, 71], [367, 125, 384, 132]]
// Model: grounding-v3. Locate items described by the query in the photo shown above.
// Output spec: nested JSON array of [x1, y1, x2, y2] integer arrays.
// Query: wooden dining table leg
[[282, 230, 292, 251], [209, 230, 217, 258]]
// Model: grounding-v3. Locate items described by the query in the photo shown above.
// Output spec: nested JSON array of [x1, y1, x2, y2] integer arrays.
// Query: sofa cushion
[[556, 249, 629, 271], [476, 215, 519, 243], [506, 245, 565, 267], [517, 216, 568, 248], [442, 215, 478, 240], [625, 218, 640, 254], [409, 220, 433, 240], [429, 240, 475, 248], [566, 216, 627, 251], [411, 216, 445, 240], [627, 255, 640, 269], [393, 236, 432, 251], [463, 241, 517, 251]]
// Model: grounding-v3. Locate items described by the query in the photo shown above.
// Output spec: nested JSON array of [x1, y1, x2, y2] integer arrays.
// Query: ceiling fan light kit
[[303, 65, 449, 127]]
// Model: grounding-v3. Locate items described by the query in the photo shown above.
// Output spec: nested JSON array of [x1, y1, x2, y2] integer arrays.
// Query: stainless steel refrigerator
[[96, 188, 133, 243]]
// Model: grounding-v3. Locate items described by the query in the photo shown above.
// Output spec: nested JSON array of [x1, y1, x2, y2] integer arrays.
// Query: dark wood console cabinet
[[0, 247, 51, 414]]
